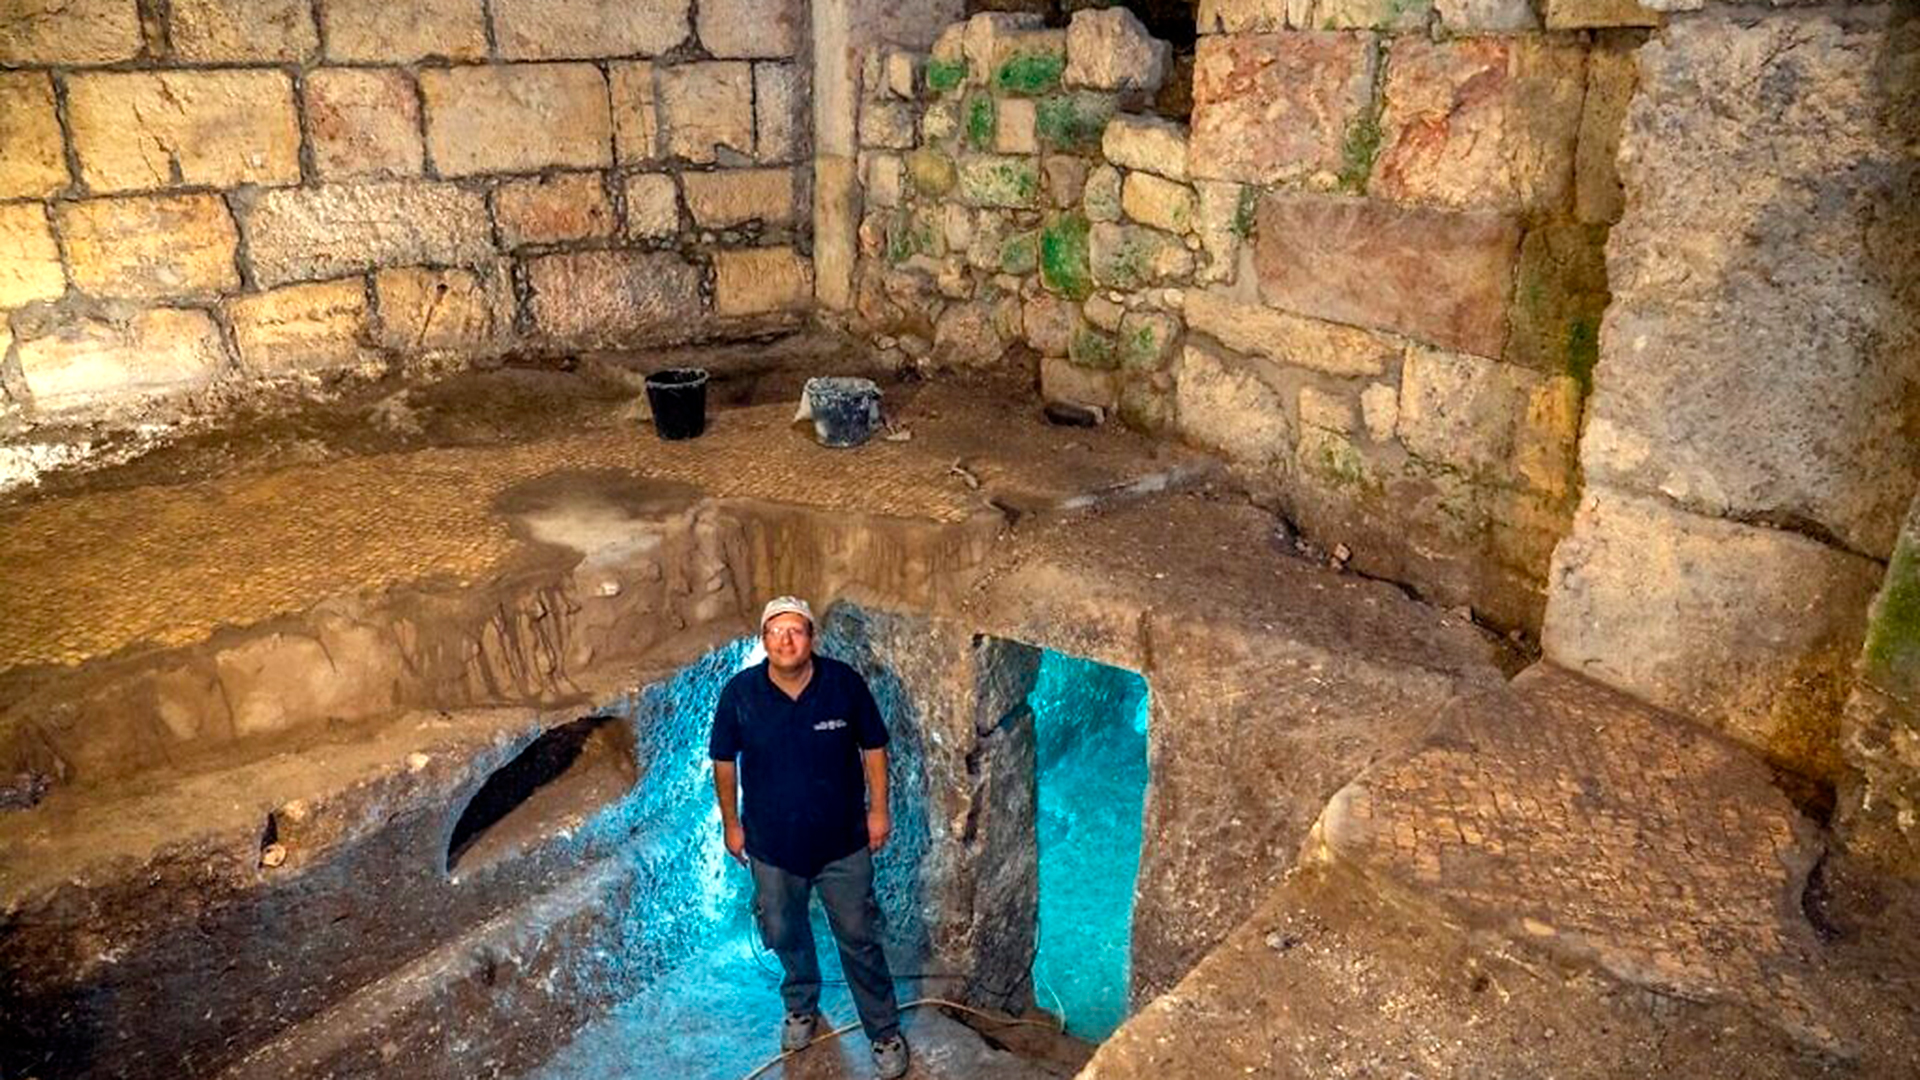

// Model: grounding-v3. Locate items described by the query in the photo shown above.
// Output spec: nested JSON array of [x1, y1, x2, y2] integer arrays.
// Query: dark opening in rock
[[446, 715, 639, 877]]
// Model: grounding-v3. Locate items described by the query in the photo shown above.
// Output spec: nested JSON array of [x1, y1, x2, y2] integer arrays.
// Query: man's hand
[[867, 807, 892, 852], [724, 820, 748, 866]]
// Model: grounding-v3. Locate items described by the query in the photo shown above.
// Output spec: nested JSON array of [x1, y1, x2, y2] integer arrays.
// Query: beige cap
[[759, 595, 815, 630]]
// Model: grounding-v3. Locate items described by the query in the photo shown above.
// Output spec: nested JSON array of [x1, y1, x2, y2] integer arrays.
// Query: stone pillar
[[1542, 6, 1920, 785]]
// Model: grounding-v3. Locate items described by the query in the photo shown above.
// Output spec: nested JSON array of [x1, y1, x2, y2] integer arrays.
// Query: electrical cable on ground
[[734, 997, 1063, 1080]]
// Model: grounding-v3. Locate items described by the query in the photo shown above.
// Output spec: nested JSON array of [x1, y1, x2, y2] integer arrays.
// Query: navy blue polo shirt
[[708, 654, 890, 877]]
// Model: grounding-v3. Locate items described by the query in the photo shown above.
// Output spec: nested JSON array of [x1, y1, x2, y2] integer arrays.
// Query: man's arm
[[863, 748, 891, 852], [713, 759, 747, 865]]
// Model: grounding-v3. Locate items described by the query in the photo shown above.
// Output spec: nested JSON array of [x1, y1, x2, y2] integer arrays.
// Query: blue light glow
[[1030, 651, 1150, 1041]]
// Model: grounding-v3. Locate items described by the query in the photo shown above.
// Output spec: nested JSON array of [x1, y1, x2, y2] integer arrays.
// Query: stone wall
[[0, 0, 811, 458], [1542, 2, 1920, 789], [843, 4, 1639, 633]]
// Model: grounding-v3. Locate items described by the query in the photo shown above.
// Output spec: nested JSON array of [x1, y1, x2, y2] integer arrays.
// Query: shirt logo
[[814, 718, 848, 732]]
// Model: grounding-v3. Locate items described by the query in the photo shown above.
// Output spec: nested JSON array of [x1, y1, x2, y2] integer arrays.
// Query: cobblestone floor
[[0, 385, 1190, 673], [1318, 663, 1840, 1053]]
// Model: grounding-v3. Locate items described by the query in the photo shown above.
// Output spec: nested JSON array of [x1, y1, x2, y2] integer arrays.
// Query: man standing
[[710, 597, 910, 1079]]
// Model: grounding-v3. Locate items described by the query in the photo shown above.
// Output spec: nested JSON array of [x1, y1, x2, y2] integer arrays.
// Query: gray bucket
[[804, 377, 882, 448]]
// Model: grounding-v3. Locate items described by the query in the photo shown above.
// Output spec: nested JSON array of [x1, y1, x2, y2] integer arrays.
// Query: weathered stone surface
[[1398, 345, 1579, 493], [1544, 0, 1661, 29], [0, 73, 66, 199], [1507, 222, 1608, 382], [994, 98, 1037, 154], [1118, 310, 1179, 370], [68, 71, 301, 193], [658, 62, 755, 163], [1101, 114, 1188, 181], [373, 266, 508, 353], [17, 308, 226, 409], [755, 63, 801, 163], [906, 149, 956, 197], [1543, 486, 1884, 781], [320, 0, 488, 63], [1177, 342, 1290, 469], [227, 280, 373, 374], [59, 194, 239, 301], [622, 173, 680, 239], [1083, 294, 1124, 332], [698, 0, 798, 58], [0, 203, 65, 309], [420, 65, 611, 177], [1575, 35, 1635, 225], [1121, 172, 1196, 235], [863, 153, 904, 208], [933, 298, 1010, 367], [1040, 353, 1115, 411], [713, 247, 812, 316], [0, 0, 140, 64], [1034, 91, 1115, 153], [1361, 381, 1398, 441], [1039, 212, 1092, 299], [1840, 498, 1920, 873], [814, 155, 858, 310], [1434, 0, 1538, 32], [1185, 287, 1397, 377], [1195, 0, 1296, 33], [1320, 0, 1436, 31], [1023, 294, 1078, 356], [171, 0, 317, 62], [304, 68, 424, 181], [1043, 155, 1088, 208], [1090, 222, 1191, 288], [1064, 8, 1170, 93], [1298, 384, 1356, 433], [1373, 37, 1586, 213], [1069, 324, 1120, 370], [1193, 180, 1246, 285], [525, 250, 704, 346], [1191, 33, 1374, 185], [1255, 193, 1519, 358], [957, 156, 1042, 209], [1083, 165, 1122, 222], [492, 0, 690, 60], [243, 181, 495, 287], [493, 173, 614, 247], [1587, 12, 1920, 557], [681, 168, 793, 228], [609, 62, 658, 163], [861, 100, 919, 151]]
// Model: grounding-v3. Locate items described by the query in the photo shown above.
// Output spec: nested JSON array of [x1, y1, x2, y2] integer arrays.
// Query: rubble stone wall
[[0, 0, 812, 450], [844, 4, 1639, 633]]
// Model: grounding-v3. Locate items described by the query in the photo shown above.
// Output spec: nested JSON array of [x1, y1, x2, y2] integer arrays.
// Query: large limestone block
[[610, 62, 658, 163], [1432, 0, 1539, 31], [1121, 172, 1196, 234], [1542, 486, 1884, 780], [1584, 12, 1920, 558], [1190, 32, 1375, 185], [1185, 288, 1397, 377], [0, 203, 65, 309], [242, 181, 495, 287], [1064, 8, 1170, 93], [1320, 0, 1438, 31], [0, 73, 69, 199], [0, 0, 140, 64], [374, 266, 510, 353], [1254, 193, 1519, 359], [320, 0, 487, 63], [623, 173, 681, 238], [17, 309, 225, 409], [1574, 35, 1636, 225], [227, 280, 374, 374], [1101, 114, 1188, 181], [524, 250, 704, 347], [658, 62, 755, 163], [493, 0, 690, 60], [1089, 222, 1192, 288], [1544, 0, 1661, 29], [59, 194, 240, 301], [1373, 37, 1587, 213], [956, 155, 1042, 209], [170, 0, 317, 62], [1195, 0, 1298, 33], [1176, 342, 1291, 470], [304, 68, 425, 181], [698, 0, 800, 59], [493, 173, 614, 248], [713, 247, 812, 315], [681, 168, 794, 228], [755, 63, 801, 163], [1397, 345, 1580, 494], [67, 71, 301, 193], [420, 64, 612, 177]]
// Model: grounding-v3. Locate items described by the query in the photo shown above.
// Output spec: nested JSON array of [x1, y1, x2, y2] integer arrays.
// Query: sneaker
[[781, 1011, 819, 1052], [872, 1034, 909, 1079]]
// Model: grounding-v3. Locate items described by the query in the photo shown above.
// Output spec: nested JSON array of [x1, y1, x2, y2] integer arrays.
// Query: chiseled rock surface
[[680, 168, 795, 228], [226, 279, 376, 375], [1184, 288, 1397, 377], [303, 68, 426, 181], [712, 246, 813, 316], [66, 70, 303, 193], [492, 172, 615, 248], [170, 0, 319, 62], [241, 180, 495, 287], [697, 0, 799, 59], [1063, 7, 1170, 93], [657, 62, 756, 163], [1543, 485, 1885, 782], [0, 202, 66, 309], [1190, 32, 1375, 185], [1584, 10, 1920, 558], [1175, 342, 1291, 470], [524, 250, 705, 348], [373, 266, 512, 354], [58, 194, 241, 301], [491, 0, 690, 60], [16, 308, 227, 409], [0, 72, 70, 199], [419, 64, 612, 177], [0, 0, 141, 65], [1100, 114, 1188, 181], [319, 0, 489, 64]]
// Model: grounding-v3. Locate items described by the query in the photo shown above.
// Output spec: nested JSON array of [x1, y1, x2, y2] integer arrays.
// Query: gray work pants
[[749, 847, 901, 1041]]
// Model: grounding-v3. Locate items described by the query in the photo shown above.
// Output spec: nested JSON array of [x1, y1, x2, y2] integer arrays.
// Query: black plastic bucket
[[804, 377, 882, 448], [643, 367, 709, 440]]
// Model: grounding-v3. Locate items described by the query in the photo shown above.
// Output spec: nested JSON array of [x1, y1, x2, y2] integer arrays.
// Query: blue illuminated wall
[[1030, 651, 1150, 1041]]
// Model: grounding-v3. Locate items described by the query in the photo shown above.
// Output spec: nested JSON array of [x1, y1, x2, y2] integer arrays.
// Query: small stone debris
[[260, 843, 288, 869]]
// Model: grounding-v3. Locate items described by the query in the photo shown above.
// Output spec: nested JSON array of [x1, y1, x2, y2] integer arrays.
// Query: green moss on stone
[[1566, 317, 1599, 396], [1337, 111, 1383, 194], [965, 94, 996, 150], [926, 57, 969, 94], [885, 210, 939, 265], [1069, 326, 1120, 370], [958, 156, 1042, 208], [1035, 93, 1114, 152], [1231, 186, 1258, 238], [1865, 533, 1920, 696], [992, 52, 1064, 96], [1000, 231, 1039, 275], [1040, 212, 1092, 300]]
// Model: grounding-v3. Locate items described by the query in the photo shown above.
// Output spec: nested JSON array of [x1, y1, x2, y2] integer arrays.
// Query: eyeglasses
[[764, 626, 811, 640]]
